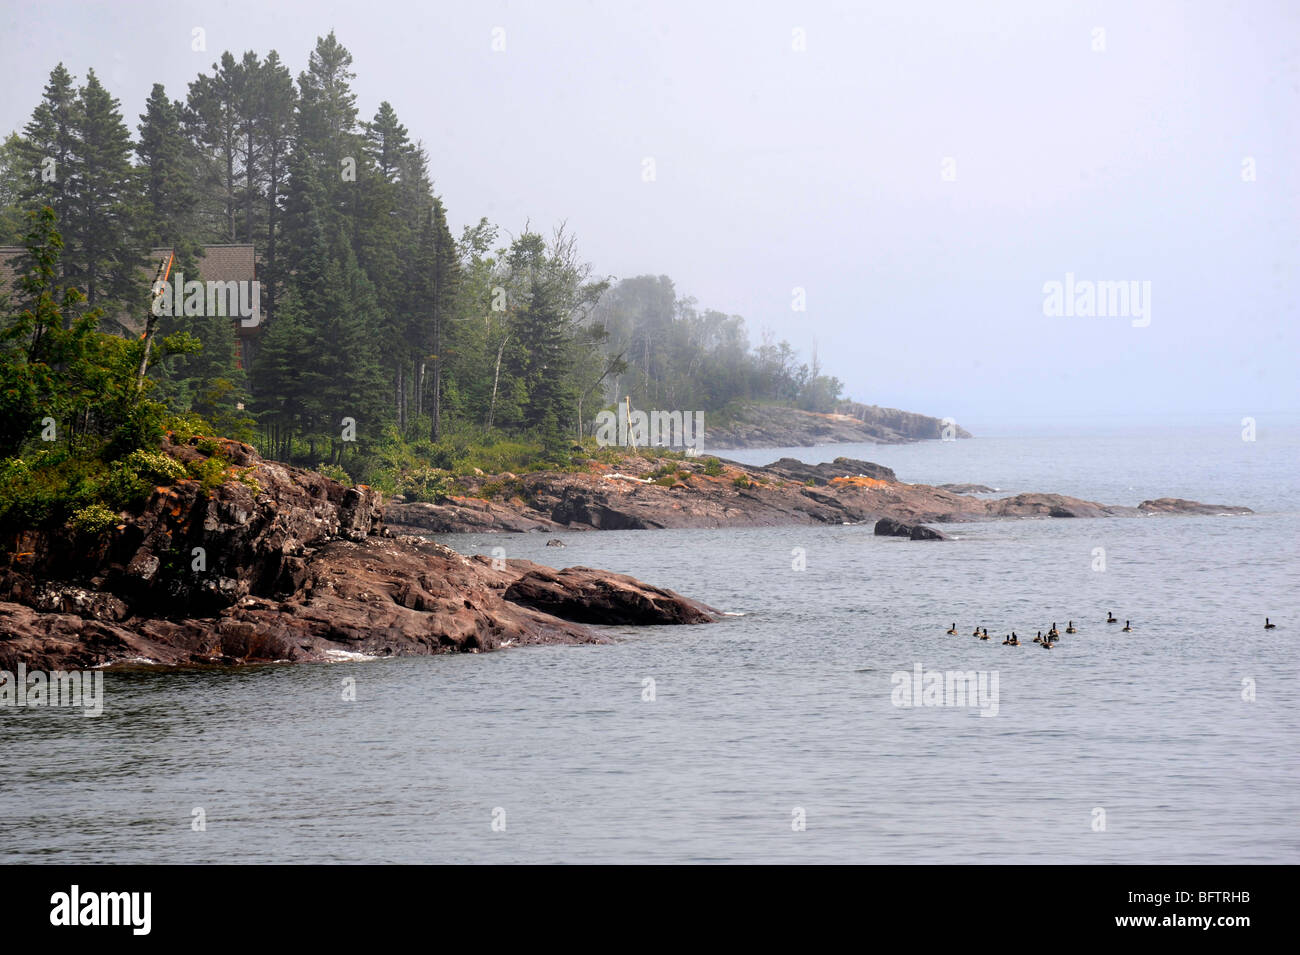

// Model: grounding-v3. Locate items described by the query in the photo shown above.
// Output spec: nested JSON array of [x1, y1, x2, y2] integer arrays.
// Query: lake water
[[2, 423, 1297, 863]]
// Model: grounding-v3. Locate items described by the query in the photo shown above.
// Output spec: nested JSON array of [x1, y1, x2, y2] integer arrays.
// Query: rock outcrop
[[384, 452, 1253, 534], [763, 457, 898, 485], [1137, 498, 1253, 516], [0, 436, 717, 670], [873, 517, 949, 541], [502, 565, 717, 625], [704, 403, 970, 449]]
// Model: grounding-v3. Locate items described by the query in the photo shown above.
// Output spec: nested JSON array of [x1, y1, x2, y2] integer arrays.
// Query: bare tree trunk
[[394, 365, 404, 432], [486, 334, 509, 433], [431, 322, 442, 443], [135, 253, 173, 396], [414, 361, 424, 419]]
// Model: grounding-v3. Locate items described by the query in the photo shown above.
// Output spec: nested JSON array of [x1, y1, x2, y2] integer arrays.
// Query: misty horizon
[[4, 0, 1295, 433]]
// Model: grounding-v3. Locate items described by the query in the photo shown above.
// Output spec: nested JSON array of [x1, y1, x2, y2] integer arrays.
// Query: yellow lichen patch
[[830, 475, 890, 488]]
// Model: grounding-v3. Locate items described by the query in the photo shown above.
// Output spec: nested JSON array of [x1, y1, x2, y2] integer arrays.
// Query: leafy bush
[[186, 455, 229, 492], [400, 466, 456, 503], [69, 502, 119, 535], [315, 463, 352, 487], [703, 457, 724, 476], [100, 449, 189, 509]]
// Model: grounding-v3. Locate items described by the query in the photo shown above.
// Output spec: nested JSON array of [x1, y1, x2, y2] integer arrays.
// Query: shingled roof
[[0, 243, 257, 321], [0, 248, 24, 299]]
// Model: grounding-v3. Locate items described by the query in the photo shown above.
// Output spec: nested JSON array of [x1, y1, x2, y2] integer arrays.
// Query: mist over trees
[[1, 31, 842, 484]]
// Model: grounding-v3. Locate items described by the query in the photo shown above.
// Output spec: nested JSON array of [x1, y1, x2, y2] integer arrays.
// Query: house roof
[[0, 248, 23, 299], [0, 244, 257, 325]]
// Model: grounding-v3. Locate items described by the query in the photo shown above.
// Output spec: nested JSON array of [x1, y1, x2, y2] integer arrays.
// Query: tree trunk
[[486, 334, 508, 433]]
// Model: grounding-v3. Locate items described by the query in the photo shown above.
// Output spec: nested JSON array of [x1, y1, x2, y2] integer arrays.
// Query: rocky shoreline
[[385, 454, 1252, 534], [704, 402, 972, 449], [1, 438, 1253, 671], [0, 437, 717, 671]]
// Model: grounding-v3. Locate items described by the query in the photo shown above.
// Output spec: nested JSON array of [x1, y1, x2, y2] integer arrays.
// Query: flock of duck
[[944, 614, 1279, 649]]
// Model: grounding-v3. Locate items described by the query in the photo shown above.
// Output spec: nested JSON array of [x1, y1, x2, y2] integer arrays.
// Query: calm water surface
[[2, 425, 1297, 862]]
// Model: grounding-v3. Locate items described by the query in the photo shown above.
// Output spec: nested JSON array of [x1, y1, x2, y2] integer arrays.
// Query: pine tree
[[17, 65, 81, 281], [296, 31, 360, 233], [186, 52, 243, 241], [411, 197, 460, 440], [137, 83, 204, 259], [255, 51, 296, 322], [64, 68, 143, 326], [0, 134, 30, 244]]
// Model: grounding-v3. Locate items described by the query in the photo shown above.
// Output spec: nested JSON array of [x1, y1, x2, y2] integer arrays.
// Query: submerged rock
[[873, 517, 949, 540]]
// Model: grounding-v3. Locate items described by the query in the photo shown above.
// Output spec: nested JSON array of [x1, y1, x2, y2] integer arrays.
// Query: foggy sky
[[2, 0, 1296, 433]]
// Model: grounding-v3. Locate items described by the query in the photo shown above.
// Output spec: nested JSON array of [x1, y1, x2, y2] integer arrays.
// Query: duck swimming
[[1033, 631, 1043, 644], [1065, 621, 1077, 633], [1265, 618, 1276, 630], [1048, 622, 1059, 637], [1002, 634, 1019, 646], [947, 623, 959, 635], [1121, 620, 1132, 632], [978, 630, 990, 641], [1040, 638, 1054, 649], [1106, 612, 1118, 624], [972, 626, 981, 637]]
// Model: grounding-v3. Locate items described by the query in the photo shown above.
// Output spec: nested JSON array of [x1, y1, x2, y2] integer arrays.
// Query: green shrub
[[164, 412, 211, 445], [100, 449, 190, 509], [125, 449, 189, 483], [400, 466, 455, 503], [186, 455, 229, 492], [315, 463, 352, 487], [69, 502, 119, 535], [703, 457, 724, 477], [732, 474, 751, 489]]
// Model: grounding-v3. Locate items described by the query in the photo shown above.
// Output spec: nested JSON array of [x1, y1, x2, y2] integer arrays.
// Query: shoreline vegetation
[[0, 33, 1252, 671], [0, 34, 866, 496], [0, 214, 1252, 672]]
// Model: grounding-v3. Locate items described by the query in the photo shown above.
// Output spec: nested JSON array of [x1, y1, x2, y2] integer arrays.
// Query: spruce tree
[[65, 68, 143, 326]]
